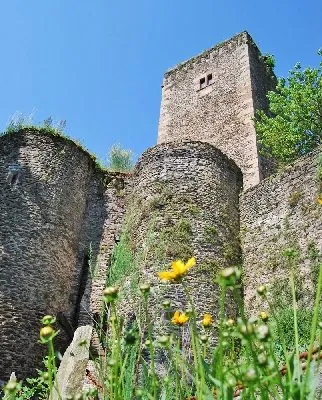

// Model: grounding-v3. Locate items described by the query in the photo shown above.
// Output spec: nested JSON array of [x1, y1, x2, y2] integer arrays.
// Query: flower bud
[[157, 335, 170, 346], [103, 286, 119, 303], [162, 299, 171, 309], [256, 324, 270, 341], [257, 353, 268, 366], [41, 315, 56, 325], [139, 283, 151, 294], [259, 311, 269, 322], [244, 368, 257, 382], [4, 381, 18, 394], [40, 325, 55, 341], [226, 318, 235, 328], [200, 334, 208, 343], [257, 285, 267, 296]]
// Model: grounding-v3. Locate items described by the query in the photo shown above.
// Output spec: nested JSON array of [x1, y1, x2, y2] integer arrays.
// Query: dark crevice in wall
[[73, 254, 90, 328]]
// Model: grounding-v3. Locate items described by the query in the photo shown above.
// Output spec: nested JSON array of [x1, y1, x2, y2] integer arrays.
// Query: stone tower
[[158, 31, 276, 188]]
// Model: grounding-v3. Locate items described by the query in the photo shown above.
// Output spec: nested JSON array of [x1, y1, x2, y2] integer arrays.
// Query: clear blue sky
[[0, 1, 321, 163]]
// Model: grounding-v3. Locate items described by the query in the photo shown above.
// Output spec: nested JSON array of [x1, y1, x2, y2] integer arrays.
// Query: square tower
[[157, 31, 276, 189]]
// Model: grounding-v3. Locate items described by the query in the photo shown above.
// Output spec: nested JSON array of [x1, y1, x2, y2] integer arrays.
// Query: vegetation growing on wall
[[255, 51, 322, 164], [107, 144, 133, 173]]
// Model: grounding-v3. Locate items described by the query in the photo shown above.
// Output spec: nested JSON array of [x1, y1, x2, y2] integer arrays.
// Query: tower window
[[207, 73, 213, 85], [200, 77, 206, 89]]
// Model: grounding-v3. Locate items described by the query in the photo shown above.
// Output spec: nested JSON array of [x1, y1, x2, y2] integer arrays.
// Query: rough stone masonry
[[0, 31, 320, 382]]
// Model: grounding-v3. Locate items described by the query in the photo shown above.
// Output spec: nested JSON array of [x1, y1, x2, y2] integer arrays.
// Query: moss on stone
[[288, 190, 304, 207]]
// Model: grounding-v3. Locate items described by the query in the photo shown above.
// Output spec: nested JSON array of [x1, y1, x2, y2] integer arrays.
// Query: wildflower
[[171, 310, 189, 325], [158, 257, 196, 282], [103, 286, 119, 303], [202, 313, 213, 327], [318, 195, 322, 205]]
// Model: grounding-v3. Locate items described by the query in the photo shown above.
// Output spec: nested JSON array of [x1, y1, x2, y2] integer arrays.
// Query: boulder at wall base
[[52, 325, 92, 400]]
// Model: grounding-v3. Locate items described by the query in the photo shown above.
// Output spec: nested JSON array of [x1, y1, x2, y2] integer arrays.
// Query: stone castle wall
[[117, 141, 242, 336], [157, 31, 276, 188], [0, 130, 130, 380], [240, 148, 322, 317]]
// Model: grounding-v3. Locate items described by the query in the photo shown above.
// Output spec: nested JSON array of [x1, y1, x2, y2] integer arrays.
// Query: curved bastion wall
[[118, 141, 243, 337], [0, 130, 130, 380]]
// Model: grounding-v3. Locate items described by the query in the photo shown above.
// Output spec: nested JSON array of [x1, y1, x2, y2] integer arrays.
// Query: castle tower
[[158, 31, 276, 188], [116, 141, 242, 339], [0, 129, 128, 380]]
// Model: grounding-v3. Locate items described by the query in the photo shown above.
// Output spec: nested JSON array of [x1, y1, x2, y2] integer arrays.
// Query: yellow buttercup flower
[[171, 311, 189, 326], [158, 257, 196, 282], [318, 195, 322, 205], [202, 313, 213, 327]]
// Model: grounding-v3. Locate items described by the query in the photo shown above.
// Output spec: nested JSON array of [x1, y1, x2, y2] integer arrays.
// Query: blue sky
[[0, 1, 321, 163]]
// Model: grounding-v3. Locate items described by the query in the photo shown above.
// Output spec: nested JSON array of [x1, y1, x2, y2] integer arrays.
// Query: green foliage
[[262, 53, 276, 69], [270, 307, 320, 355], [13, 358, 50, 399], [2, 112, 66, 136], [107, 233, 136, 286], [0, 112, 107, 170], [107, 144, 133, 172], [255, 51, 322, 163], [157, 218, 193, 261]]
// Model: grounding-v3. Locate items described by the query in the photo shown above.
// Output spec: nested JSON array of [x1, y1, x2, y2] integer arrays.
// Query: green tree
[[107, 144, 133, 172], [255, 51, 322, 164]]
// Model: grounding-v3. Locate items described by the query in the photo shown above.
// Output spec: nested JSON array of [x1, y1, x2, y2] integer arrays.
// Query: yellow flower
[[158, 257, 196, 281], [171, 311, 189, 325], [318, 195, 322, 205], [202, 313, 213, 327]]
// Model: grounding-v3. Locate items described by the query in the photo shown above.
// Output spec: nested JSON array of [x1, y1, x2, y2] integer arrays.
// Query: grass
[[0, 114, 133, 173], [3, 259, 322, 400]]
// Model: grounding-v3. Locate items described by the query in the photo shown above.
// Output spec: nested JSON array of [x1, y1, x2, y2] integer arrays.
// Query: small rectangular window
[[207, 74, 213, 85], [200, 77, 206, 89]]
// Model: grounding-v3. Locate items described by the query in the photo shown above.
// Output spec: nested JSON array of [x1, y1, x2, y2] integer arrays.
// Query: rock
[[52, 325, 92, 399]]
